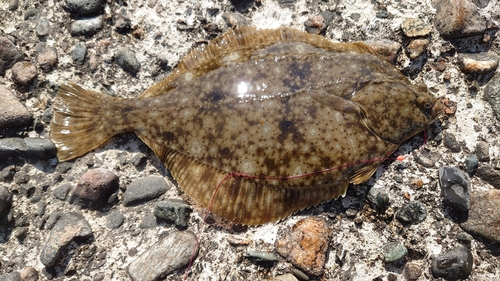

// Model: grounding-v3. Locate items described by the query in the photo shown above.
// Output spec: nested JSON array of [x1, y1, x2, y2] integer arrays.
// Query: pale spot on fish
[[242, 162, 255, 174], [188, 139, 203, 156], [184, 72, 194, 82], [222, 52, 240, 63]]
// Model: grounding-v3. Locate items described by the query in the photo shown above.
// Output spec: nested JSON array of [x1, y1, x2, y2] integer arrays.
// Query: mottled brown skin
[[51, 26, 446, 225]]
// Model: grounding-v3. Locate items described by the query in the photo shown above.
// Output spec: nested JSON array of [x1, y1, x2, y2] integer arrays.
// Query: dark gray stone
[[69, 168, 119, 209], [464, 154, 478, 176], [431, 245, 473, 280], [0, 138, 27, 158], [475, 141, 490, 162], [11, 61, 37, 87], [0, 185, 12, 220], [40, 212, 93, 267], [382, 242, 407, 263], [438, 166, 471, 213], [36, 17, 50, 37], [106, 211, 124, 229], [396, 201, 427, 224], [115, 47, 140, 75], [127, 230, 198, 281], [476, 164, 500, 189], [0, 37, 24, 76], [154, 199, 193, 229], [0, 86, 32, 128], [123, 176, 169, 206], [24, 138, 57, 159], [66, 0, 105, 15], [70, 16, 103, 36], [8, 0, 19, 11], [443, 132, 461, 153], [52, 183, 72, 200], [433, 0, 486, 38], [72, 43, 87, 64], [244, 250, 279, 263], [0, 272, 21, 281], [367, 187, 390, 212], [484, 74, 500, 121]]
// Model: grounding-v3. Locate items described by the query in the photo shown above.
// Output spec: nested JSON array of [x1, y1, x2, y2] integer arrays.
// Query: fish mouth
[[432, 97, 457, 119]]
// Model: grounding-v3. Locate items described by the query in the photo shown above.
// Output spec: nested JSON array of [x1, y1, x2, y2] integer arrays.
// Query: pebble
[[8, 0, 18, 11], [438, 166, 471, 213], [459, 52, 499, 73], [123, 176, 169, 206], [303, 11, 334, 35], [70, 16, 103, 36], [0, 185, 13, 221], [23, 138, 57, 159], [367, 187, 390, 212], [0, 86, 32, 128], [11, 61, 37, 87], [127, 230, 198, 281], [460, 189, 500, 243], [19, 267, 38, 281], [139, 212, 157, 229], [464, 154, 478, 176], [37, 46, 58, 72], [244, 250, 279, 263], [115, 47, 140, 75], [52, 183, 72, 200], [401, 18, 432, 37], [433, 0, 486, 38], [36, 17, 50, 37], [264, 273, 299, 281], [406, 39, 429, 59], [415, 150, 440, 168], [402, 262, 422, 281], [475, 141, 490, 162], [431, 245, 473, 280], [40, 212, 93, 267], [475, 164, 500, 189], [0, 36, 24, 76], [154, 199, 192, 229], [105, 211, 125, 229], [484, 74, 500, 121], [365, 39, 401, 64], [442, 132, 461, 153], [72, 43, 87, 65], [69, 168, 119, 209], [382, 242, 408, 263], [0, 138, 27, 158], [396, 201, 427, 224], [275, 217, 331, 277], [66, 0, 105, 15]]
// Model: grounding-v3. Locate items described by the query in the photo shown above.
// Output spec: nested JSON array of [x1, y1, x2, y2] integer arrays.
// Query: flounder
[[51, 26, 453, 225]]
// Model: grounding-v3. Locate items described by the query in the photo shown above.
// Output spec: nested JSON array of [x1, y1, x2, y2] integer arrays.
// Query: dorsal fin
[[137, 133, 349, 225], [139, 26, 376, 99]]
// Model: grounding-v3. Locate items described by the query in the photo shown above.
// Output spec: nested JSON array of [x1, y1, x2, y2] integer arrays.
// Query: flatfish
[[51, 26, 453, 225]]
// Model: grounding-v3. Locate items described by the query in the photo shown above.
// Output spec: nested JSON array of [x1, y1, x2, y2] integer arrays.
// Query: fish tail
[[50, 83, 127, 162]]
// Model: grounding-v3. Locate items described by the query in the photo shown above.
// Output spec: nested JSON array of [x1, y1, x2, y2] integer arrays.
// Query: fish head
[[352, 80, 454, 144]]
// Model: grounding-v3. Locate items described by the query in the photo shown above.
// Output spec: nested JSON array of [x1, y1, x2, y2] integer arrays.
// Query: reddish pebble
[[275, 217, 331, 277], [69, 168, 119, 209]]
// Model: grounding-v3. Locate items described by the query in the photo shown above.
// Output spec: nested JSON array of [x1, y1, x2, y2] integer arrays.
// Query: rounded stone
[[11, 61, 37, 87], [475, 141, 490, 162], [443, 132, 461, 153], [0, 86, 32, 128], [433, 0, 486, 38], [66, 0, 105, 15], [115, 47, 140, 75], [403, 262, 422, 281], [396, 201, 427, 224], [106, 211, 125, 229], [382, 242, 408, 263], [123, 176, 169, 206], [401, 18, 432, 37], [464, 154, 478, 176], [36, 17, 50, 37], [367, 187, 390, 212], [431, 245, 473, 280], [459, 52, 499, 73], [0, 185, 13, 219], [72, 43, 87, 64], [70, 16, 103, 36], [69, 168, 119, 209], [0, 36, 24, 76]]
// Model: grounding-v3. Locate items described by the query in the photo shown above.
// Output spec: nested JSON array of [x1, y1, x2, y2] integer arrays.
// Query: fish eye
[[417, 96, 433, 110], [424, 102, 432, 109]]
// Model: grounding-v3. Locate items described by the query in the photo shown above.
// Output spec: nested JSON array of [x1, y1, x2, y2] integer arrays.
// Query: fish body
[[51, 26, 448, 225]]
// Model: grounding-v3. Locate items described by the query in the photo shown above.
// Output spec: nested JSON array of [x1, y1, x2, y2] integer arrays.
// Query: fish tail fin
[[50, 83, 125, 162]]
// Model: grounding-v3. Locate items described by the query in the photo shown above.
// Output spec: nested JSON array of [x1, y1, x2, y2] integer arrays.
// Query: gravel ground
[[1, 0, 500, 280]]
